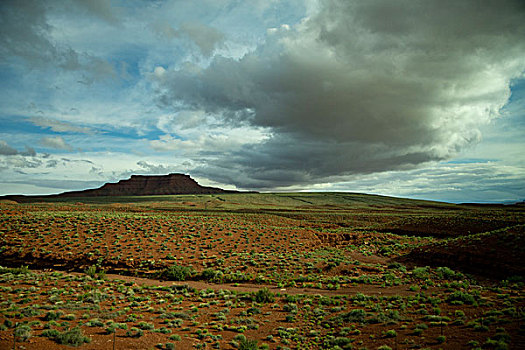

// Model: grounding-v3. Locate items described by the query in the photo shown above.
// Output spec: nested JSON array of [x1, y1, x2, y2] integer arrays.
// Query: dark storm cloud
[[193, 135, 435, 189], [0, 0, 116, 77], [0, 141, 36, 157], [0, 0, 55, 67], [154, 0, 525, 189], [0, 141, 19, 156], [0, 139, 43, 170]]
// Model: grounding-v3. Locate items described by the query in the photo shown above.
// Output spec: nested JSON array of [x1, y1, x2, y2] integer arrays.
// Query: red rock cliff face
[[58, 174, 235, 197]]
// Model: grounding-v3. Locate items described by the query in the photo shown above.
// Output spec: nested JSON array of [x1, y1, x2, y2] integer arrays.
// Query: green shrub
[[44, 311, 63, 321], [412, 266, 430, 279], [29, 321, 42, 327], [41, 329, 60, 339], [157, 327, 171, 334], [467, 340, 480, 347], [105, 322, 127, 334], [455, 310, 466, 318], [238, 337, 260, 350], [436, 266, 462, 280], [247, 307, 261, 315], [413, 328, 423, 336], [385, 329, 397, 338], [254, 288, 275, 303], [474, 324, 489, 332], [125, 327, 143, 338], [437, 335, 446, 344], [14, 325, 32, 342], [85, 318, 104, 327], [137, 322, 155, 330], [333, 337, 352, 346], [484, 338, 509, 350], [331, 309, 366, 324], [84, 265, 106, 280], [44, 321, 59, 329], [56, 327, 91, 346], [493, 331, 511, 343], [201, 269, 224, 282], [160, 264, 194, 281], [447, 291, 476, 305], [369, 310, 401, 324]]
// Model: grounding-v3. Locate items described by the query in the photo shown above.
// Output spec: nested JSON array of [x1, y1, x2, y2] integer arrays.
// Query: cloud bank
[[154, 0, 525, 189]]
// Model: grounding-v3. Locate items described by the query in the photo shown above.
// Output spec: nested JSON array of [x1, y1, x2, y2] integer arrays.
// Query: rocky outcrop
[[57, 174, 236, 197]]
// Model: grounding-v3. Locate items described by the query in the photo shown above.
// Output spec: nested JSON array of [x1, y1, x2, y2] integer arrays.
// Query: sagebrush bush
[[447, 291, 476, 305], [14, 325, 32, 342], [385, 329, 397, 338], [44, 311, 63, 321], [238, 337, 259, 350], [412, 266, 430, 279], [44, 327, 90, 346], [254, 288, 274, 303], [160, 264, 194, 281]]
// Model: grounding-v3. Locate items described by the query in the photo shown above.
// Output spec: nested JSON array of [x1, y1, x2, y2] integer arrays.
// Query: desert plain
[[0, 193, 524, 349]]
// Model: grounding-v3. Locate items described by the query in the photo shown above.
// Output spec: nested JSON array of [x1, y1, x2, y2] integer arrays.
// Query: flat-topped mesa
[[57, 173, 236, 197]]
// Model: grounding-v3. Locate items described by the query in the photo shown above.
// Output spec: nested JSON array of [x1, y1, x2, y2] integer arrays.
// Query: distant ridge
[[2, 174, 241, 202], [57, 173, 237, 197]]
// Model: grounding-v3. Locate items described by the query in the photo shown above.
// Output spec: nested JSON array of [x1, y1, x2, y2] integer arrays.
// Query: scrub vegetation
[[0, 193, 524, 349]]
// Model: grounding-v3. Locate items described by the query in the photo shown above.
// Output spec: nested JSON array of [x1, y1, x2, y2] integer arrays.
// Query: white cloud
[[320, 161, 525, 204], [179, 22, 225, 57], [153, 66, 166, 78], [150, 127, 269, 154], [150, 135, 196, 152], [0, 156, 42, 169], [136, 160, 178, 174], [39, 136, 73, 150], [30, 117, 93, 134]]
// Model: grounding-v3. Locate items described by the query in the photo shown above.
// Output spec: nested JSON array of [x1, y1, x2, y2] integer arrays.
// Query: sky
[[0, 0, 524, 203]]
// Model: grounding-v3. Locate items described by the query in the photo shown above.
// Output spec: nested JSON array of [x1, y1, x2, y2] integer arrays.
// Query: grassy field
[[0, 193, 524, 349]]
